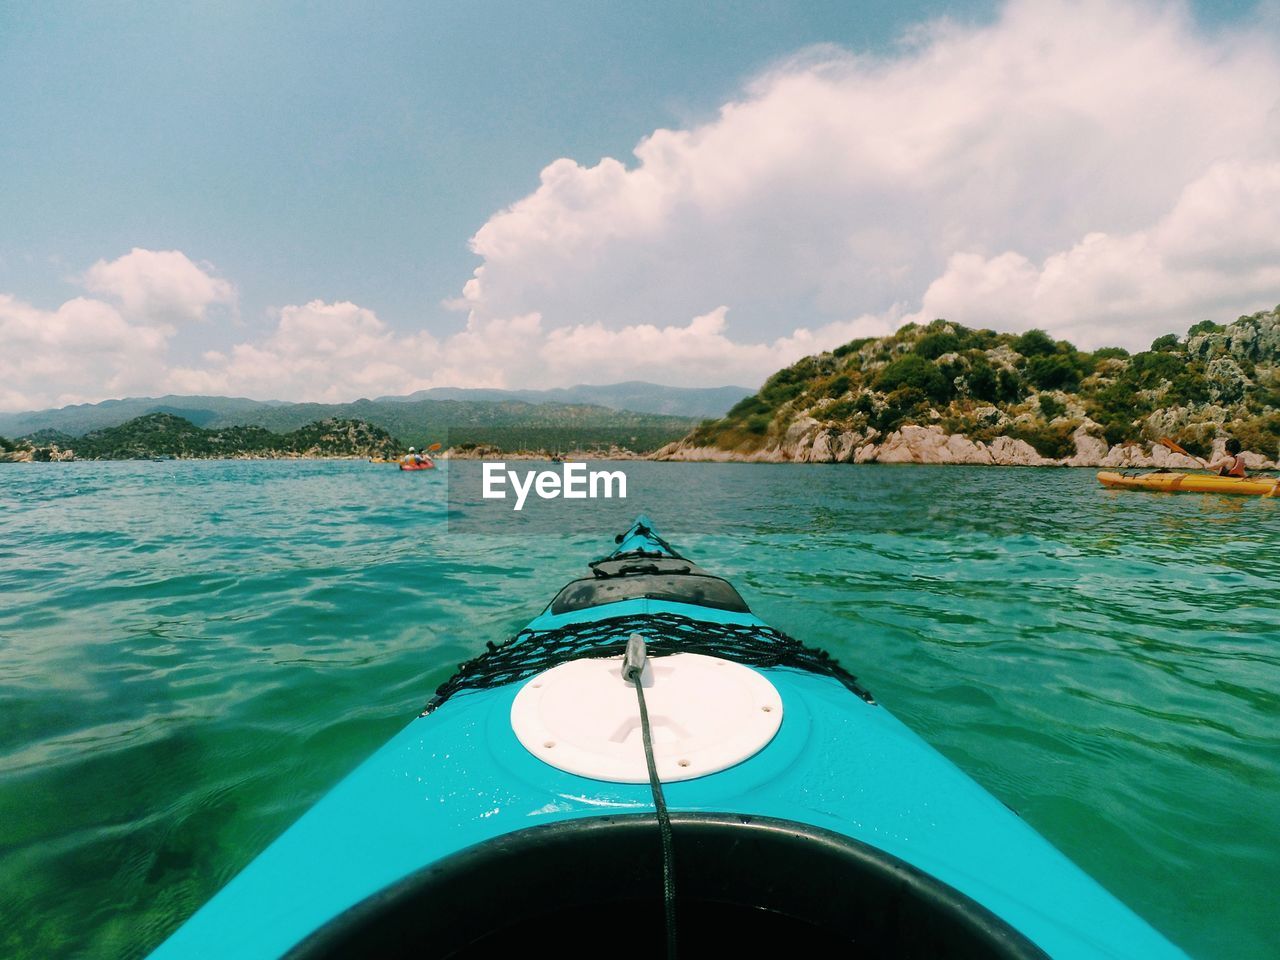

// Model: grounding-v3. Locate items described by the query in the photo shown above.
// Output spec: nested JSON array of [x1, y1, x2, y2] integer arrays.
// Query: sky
[[2, 0, 1278, 411]]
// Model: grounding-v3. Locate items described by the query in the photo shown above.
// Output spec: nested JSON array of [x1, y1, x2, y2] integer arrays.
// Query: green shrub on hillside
[[758, 358, 832, 407], [1125, 351, 1184, 389], [1170, 426, 1214, 459], [825, 374, 852, 398], [996, 368, 1025, 403], [1037, 394, 1066, 420], [913, 332, 961, 359], [833, 338, 875, 358], [870, 387, 930, 434], [966, 361, 998, 402], [1098, 415, 1140, 447], [727, 394, 771, 419], [1026, 355, 1081, 391], [1186, 320, 1222, 337], [875, 355, 951, 403], [1010, 420, 1079, 459], [824, 396, 866, 422], [1092, 346, 1130, 361], [1014, 329, 1057, 358], [1166, 367, 1211, 406], [1232, 413, 1280, 459]]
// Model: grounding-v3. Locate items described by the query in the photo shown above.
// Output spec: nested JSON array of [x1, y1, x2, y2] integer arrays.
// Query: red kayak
[[399, 459, 435, 471]]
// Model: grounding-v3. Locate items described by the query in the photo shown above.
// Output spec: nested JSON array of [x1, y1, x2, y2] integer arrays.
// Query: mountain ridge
[[385, 382, 753, 418], [0, 381, 750, 438], [0, 396, 702, 453]]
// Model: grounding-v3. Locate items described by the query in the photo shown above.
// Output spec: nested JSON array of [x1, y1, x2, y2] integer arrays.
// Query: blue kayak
[[148, 517, 1188, 959]]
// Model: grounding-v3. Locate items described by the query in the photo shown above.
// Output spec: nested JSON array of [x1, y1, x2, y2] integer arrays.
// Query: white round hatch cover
[[510, 653, 783, 783]]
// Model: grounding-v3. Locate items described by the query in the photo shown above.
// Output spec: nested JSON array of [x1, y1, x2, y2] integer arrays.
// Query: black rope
[[420, 611, 874, 715], [623, 637, 677, 959]]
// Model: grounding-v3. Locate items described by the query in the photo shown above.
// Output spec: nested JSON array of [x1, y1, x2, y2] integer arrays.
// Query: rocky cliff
[[656, 308, 1280, 469], [656, 420, 1275, 469]]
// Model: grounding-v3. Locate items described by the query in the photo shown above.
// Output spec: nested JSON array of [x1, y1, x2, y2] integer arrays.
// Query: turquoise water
[[1, 460, 1277, 959]]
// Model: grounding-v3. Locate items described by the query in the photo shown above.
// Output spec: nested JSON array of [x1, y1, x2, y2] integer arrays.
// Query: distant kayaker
[[405, 446, 419, 465], [1201, 438, 1247, 477]]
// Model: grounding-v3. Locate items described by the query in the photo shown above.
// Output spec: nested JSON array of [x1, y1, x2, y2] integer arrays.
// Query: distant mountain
[[0, 392, 703, 454], [0, 383, 749, 441], [387, 382, 754, 418], [0, 395, 286, 438]]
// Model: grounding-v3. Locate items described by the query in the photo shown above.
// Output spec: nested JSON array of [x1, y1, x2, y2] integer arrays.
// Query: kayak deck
[[146, 517, 1188, 959], [151, 636, 1182, 959], [1098, 470, 1279, 496]]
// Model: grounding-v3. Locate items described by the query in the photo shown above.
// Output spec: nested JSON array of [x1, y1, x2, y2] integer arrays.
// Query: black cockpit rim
[[284, 813, 1049, 960]]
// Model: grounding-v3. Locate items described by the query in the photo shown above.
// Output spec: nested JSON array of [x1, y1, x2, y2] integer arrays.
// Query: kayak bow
[[148, 517, 1187, 959]]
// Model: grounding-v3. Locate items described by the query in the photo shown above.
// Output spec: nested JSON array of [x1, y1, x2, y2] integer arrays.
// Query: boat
[[397, 458, 434, 471], [147, 517, 1187, 959], [1098, 470, 1279, 496]]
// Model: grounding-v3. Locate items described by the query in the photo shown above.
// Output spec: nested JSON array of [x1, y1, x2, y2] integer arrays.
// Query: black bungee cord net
[[419, 611, 875, 716]]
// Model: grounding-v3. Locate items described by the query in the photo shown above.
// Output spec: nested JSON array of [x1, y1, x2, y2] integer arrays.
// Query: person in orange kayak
[[1200, 438, 1247, 477], [404, 446, 420, 465]]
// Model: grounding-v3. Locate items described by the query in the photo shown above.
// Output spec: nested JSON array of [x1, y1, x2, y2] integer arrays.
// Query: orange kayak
[[399, 460, 435, 471], [1097, 471, 1280, 496]]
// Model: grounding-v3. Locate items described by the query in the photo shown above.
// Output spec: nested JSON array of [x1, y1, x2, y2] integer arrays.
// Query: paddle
[[1157, 437, 1205, 466]]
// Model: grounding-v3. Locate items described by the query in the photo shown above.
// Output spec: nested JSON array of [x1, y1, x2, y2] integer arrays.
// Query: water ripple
[[0, 461, 1276, 959]]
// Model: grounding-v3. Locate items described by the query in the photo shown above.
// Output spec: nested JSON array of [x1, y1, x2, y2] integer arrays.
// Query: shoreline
[[651, 422, 1279, 471], [5, 431, 1276, 471]]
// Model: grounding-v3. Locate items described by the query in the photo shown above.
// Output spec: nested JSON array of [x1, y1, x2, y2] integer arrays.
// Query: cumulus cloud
[[5, 0, 1280, 411], [168, 302, 891, 404], [10, 268, 878, 410], [538, 307, 892, 386], [0, 294, 172, 410], [458, 0, 1280, 351], [83, 248, 235, 326], [1, 248, 233, 411], [907, 161, 1280, 346], [166, 300, 442, 402]]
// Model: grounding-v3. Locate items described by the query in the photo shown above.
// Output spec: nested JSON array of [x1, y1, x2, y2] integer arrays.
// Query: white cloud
[[1, 251, 233, 411], [166, 302, 891, 404], [165, 300, 439, 402], [83, 248, 235, 325], [5, 0, 1280, 412], [458, 0, 1280, 351], [908, 161, 1280, 348], [538, 307, 893, 386], [0, 294, 171, 410]]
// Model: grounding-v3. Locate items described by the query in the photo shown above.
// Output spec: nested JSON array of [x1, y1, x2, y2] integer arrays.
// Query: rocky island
[[656, 308, 1280, 470], [0, 413, 403, 461]]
